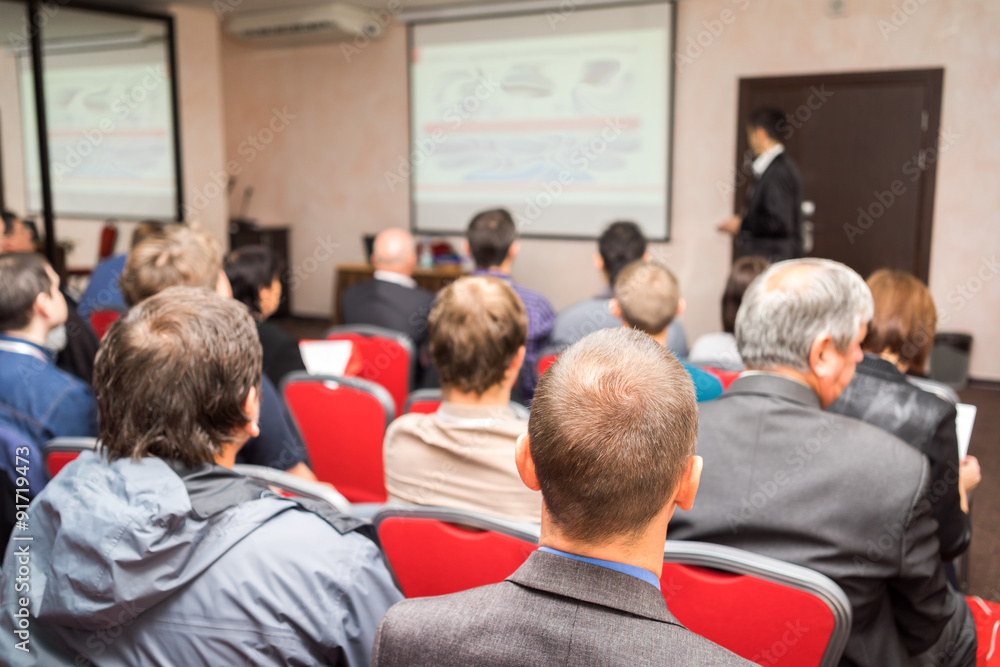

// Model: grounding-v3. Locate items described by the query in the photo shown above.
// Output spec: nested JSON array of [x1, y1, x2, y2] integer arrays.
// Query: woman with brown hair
[[829, 269, 981, 562]]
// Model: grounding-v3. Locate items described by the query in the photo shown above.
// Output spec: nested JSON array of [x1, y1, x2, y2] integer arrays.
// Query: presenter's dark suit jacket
[[340, 277, 436, 385], [668, 374, 976, 667], [738, 152, 803, 262], [372, 550, 753, 666]]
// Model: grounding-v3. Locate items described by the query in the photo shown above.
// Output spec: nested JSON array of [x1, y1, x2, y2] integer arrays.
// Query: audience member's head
[[520, 327, 700, 548], [597, 221, 647, 285], [130, 220, 168, 249], [722, 256, 770, 333], [466, 208, 517, 270], [862, 269, 936, 375], [372, 228, 418, 276], [95, 286, 261, 468], [1, 210, 35, 254], [121, 224, 227, 306], [428, 275, 527, 400], [610, 260, 685, 343], [0, 252, 66, 340], [736, 258, 873, 407], [747, 107, 785, 156], [225, 245, 285, 319]]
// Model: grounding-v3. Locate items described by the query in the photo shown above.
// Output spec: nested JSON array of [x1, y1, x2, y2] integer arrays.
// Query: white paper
[[298, 340, 353, 377], [955, 403, 977, 460]]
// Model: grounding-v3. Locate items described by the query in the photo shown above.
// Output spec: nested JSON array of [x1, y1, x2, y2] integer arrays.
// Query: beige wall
[[220, 0, 1000, 378]]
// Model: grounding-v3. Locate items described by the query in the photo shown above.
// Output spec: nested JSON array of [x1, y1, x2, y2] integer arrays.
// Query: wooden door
[[734, 69, 944, 281]]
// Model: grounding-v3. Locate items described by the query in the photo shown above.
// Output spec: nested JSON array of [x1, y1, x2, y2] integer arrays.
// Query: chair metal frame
[[233, 463, 353, 515]]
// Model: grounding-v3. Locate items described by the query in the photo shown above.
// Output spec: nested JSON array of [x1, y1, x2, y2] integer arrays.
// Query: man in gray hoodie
[[0, 286, 402, 666]]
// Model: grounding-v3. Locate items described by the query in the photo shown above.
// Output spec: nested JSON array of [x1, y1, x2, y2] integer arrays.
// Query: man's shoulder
[[510, 280, 554, 309], [375, 579, 753, 666], [345, 278, 433, 304]]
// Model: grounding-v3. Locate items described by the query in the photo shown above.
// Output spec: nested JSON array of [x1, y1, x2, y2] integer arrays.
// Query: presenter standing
[[718, 107, 803, 262]]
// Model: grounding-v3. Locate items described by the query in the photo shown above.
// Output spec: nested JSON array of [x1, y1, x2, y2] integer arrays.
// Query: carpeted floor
[[960, 381, 1000, 600], [273, 317, 999, 597]]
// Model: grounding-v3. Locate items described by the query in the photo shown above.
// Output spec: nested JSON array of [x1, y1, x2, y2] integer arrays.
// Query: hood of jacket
[[17, 451, 295, 632]]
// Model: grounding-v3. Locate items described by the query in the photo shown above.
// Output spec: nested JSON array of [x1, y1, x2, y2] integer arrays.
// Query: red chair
[[374, 506, 539, 598], [43, 438, 98, 479], [325, 326, 415, 416], [401, 389, 531, 419], [281, 372, 395, 503], [233, 463, 352, 514], [703, 366, 741, 390], [661, 541, 851, 667], [89, 309, 122, 340], [537, 353, 559, 378], [403, 388, 444, 415]]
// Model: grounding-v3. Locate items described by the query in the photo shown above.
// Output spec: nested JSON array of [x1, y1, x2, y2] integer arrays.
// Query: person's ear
[[809, 333, 838, 379], [593, 253, 604, 274], [506, 345, 527, 382], [507, 240, 520, 263], [241, 386, 261, 439], [676, 297, 686, 318], [673, 455, 703, 511], [514, 434, 541, 491], [216, 270, 233, 299], [642, 251, 652, 262], [608, 298, 622, 320]]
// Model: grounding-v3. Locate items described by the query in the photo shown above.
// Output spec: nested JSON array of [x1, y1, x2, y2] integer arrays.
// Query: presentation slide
[[19, 42, 178, 220], [409, 4, 672, 239]]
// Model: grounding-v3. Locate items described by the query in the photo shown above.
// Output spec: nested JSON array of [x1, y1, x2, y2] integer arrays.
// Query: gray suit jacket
[[668, 374, 976, 667], [372, 550, 753, 666]]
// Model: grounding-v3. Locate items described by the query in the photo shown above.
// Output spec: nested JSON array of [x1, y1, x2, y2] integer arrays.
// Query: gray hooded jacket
[[0, 451, 402, 666]]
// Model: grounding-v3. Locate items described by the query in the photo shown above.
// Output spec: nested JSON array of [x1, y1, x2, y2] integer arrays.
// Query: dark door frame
[[734, 68, 944, 282]]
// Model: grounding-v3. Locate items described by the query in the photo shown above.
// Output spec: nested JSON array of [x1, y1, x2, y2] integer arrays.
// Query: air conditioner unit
[[224, 3, 385, 48]]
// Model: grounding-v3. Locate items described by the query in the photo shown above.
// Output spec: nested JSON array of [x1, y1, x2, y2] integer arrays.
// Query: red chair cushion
[[537, 354, 558, 377], [89, 310, 122, 340], [704, 367, 741, 390], [326, 333, 411, 416], [661, 562, 835, 665], [378, 517, 537, 598], [405, 399, 441, 415], [968, 596, 1000, 666], [283, 380, 389, 503], [46, 451, 82, 478]]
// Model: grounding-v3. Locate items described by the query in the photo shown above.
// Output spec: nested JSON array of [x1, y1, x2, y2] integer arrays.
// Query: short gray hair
[[736, 258, 873, 372]]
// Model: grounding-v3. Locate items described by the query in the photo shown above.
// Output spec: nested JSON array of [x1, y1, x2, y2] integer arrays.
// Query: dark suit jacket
[[738, 152, 803, 261], [829, 354, 970, 561], [668, 374, 976, 667], [341, 277, 435, 348], [372, 550, 753, 666], [341, 277, 437, 386]]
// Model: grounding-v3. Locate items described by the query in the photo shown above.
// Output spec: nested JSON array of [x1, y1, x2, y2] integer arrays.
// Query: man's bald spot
[[373, 228, 416, 271], [765, 263, 819, 292]]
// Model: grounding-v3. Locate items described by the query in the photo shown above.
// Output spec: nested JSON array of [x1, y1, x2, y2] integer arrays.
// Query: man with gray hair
[[668, 258, 976, 667]]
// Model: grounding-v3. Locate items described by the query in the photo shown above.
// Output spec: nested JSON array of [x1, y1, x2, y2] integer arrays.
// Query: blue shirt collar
[[0, 333, 54, 362], [538, 546, 661, 589], [471, 268, 511, 282]]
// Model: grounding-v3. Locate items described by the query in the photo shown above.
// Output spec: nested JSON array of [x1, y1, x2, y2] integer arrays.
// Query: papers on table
[[298, 340, 353, 377], [955, 403, 977, 460]]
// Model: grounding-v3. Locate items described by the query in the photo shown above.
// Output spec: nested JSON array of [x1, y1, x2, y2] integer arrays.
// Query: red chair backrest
[[537, 353, 558, 377], [704, 367, 741, 390], [326, 328, 413, 416], [89, 310, 122, 340], [405, 398, 441, 414], [45, 451, 81, 478], [403, 389, 443, 415], [282, 374, 394, 503], [661, 559, 844, 666], [377, 513, 538, 598], [99, 222, 118, 261]]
